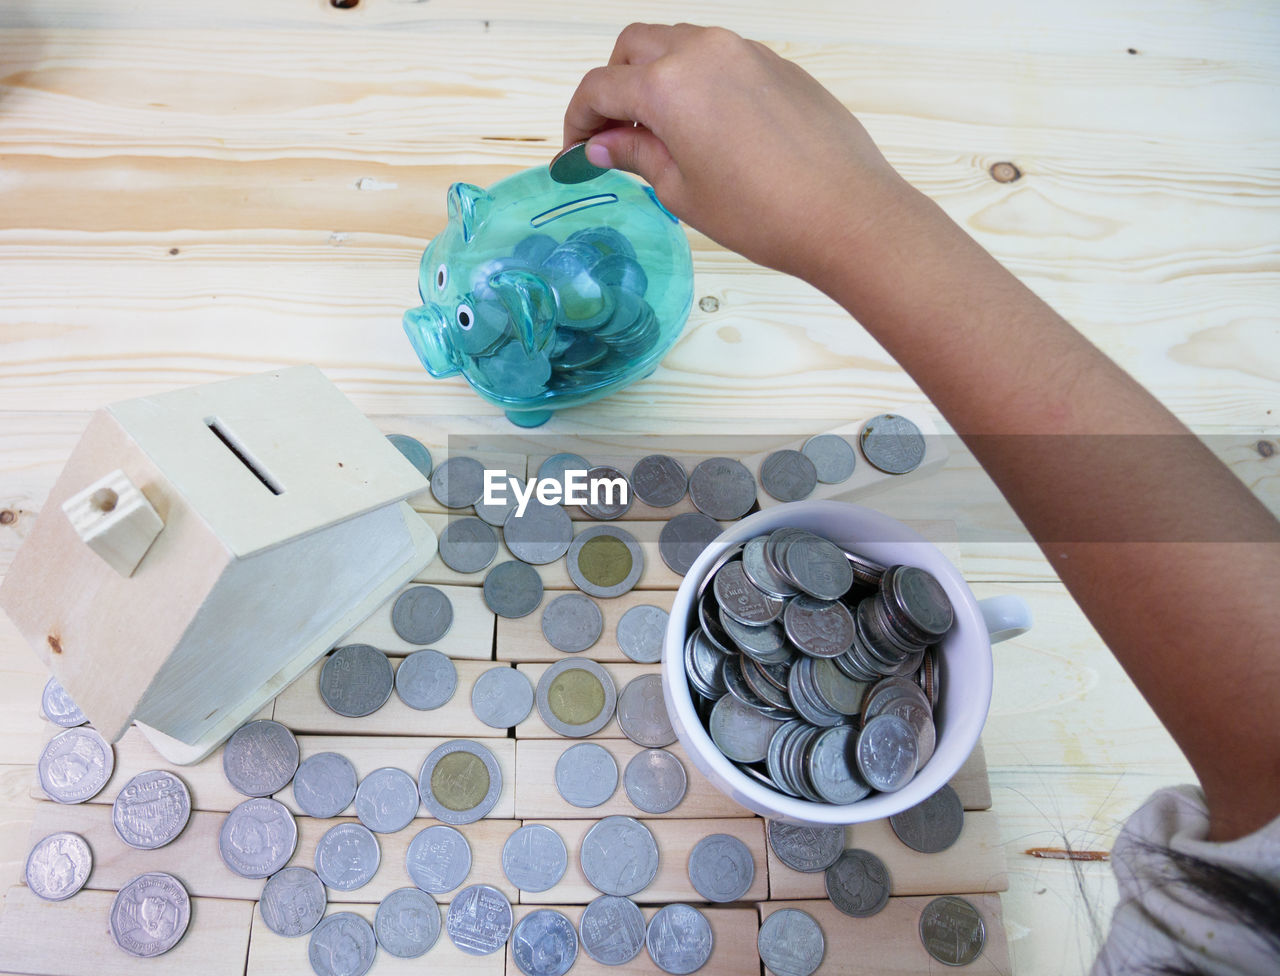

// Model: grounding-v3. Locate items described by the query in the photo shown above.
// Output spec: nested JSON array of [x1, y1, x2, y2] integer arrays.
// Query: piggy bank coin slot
[[204, 417, 284, 495], [530, 194, 618, 229]]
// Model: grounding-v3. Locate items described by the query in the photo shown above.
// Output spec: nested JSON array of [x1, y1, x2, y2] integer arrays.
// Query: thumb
[[586, 125, 677, 191]]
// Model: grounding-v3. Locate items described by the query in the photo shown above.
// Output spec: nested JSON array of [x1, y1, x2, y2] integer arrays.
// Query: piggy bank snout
[[402, 303, 460, 379]]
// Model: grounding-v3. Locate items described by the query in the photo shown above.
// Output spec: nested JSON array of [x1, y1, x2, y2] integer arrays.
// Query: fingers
[[562, 63, 649, 148], [608, 22, 674, 66], [587, 125, 678, 197]]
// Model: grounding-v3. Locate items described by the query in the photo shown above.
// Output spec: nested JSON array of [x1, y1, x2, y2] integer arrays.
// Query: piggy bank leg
[[505, 408, 553, 427]]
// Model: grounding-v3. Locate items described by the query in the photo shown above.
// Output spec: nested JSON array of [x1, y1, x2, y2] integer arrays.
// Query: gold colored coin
[[431, 751, 490, 812], [547, 668, 606, 726], [577, 534, 633, 588]]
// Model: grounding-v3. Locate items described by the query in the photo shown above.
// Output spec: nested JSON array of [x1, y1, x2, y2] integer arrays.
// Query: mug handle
[[978, 594, 1032, 644]]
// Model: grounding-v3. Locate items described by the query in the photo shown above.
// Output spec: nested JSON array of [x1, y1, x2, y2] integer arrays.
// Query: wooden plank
[[513, 661, 658, 739], [0, 765, 38, 891], [758, 896, 1011, 976], [339, 582, 494, 660], [518, 818, 768, 906], [498, 589, 675, 663], [0, 884, 253, 976]]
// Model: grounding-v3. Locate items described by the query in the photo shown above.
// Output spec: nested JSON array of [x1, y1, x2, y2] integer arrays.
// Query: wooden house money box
[[0, 367, 436, 764]]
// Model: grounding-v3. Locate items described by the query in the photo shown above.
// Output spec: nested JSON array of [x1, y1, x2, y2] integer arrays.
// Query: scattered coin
[[387, 433, 433, 478], [802, 433, 856, 484], [259, 866, 326, 938], [354, 766, 420, 833], [471, 666, 535, 728], [474, 468, 520, 525], [688, 457, 757, 520], [24, 832, 91, 901], [406, 824, 472, 893], [536, 658, 618, 737], [502, 823, 568, 893], [758, 908, 825, 976], [447, 884, 513, 955], [112, 769, 191, 850], [645, 902, 713, 975], [314, 821, 380, 891], [919, 895, 986, 966], [319, 645, 394, 718], [37, 726, 113, 804], [394, 649, 458, 710], [391, 585, 454, 644], [538, 453, 590, 502], [418, 739, 503, 825], [110, 872, 190, 958], [581, 465, 632, 520], [760, 449, 818, 502], [541, 592, 604, 653], [860, 414, 926, 475], [617, 674, 677, 748], [581, 816, 659, 897], [221, 719, 299, 797], [567, 524, 644, 599], [549, 141, 608, 184], [825, 848, 891, 917], [616, 604, 669, 664], [580, 894, 646, 966], [889, 784, 965, 853], [631, 455, 688, 507], [658, 511, 723, 576], [41, 676, 87, 728], [292, 752, 358, 818], [220, 797, 298, 879], [512, 908, 579, 976], [483, 560, 545, 618], [623, 748, 687, 814], [438, 516, 500, 573], [504, 500, 574, 564], [309, 912, 377, 976], [430, 455, 487, 508], [688, 833, 754, 903], [375, 886, 441, 958], [554, 742, 619, 808]]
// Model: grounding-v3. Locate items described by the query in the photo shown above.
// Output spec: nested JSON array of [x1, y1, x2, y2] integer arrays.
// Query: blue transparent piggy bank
[[403, 166, 693, 426]]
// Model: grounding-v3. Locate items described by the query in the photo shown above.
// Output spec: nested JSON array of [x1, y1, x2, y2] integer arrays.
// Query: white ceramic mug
[[661, 500, 1032, 824]]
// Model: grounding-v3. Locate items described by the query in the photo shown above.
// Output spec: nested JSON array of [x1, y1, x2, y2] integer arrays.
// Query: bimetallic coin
[[645, 903, 713, 976], [549, 141, 608, 184], [260, 867, 326, 938], [825, 848, 891, 917], [541, 593, 604, 653], [889, 784, 964, 853], [394, 649, 458, 711], [309, 912, 377, 976], [220, 798, 298, 879], [580, 894, 646, 966], [688, 833, 754, 903], [430, 455, 486, 508], [471, 666, 535, 729], [856, 714, 918, 792], [554, 742, 619, 808], [483, 560, 545, 618], [617, 674, 677, 748], [504, 500, 574, 565], [658, 511, 723, 576], [24, 832, 91, 901], [630, 455, 688, 508], [615, 604, 669, 664], [354, 767, 420, 833], [110, 872, 190, 958], [446, 884, 513, 955], [581, 465, 632, 520], [758, 908, 825, 976], [293, 752, 358, 818], [536, 658, 618, 738], [438, 516, 499, 573], [319, 645, 394, 719], [580, 816, 659, 897], [920, 896, 986, 966], [688, 457, 757, 521], [406, 824, 472, 893], [802, 433, 856, 484], [387, 433, 433, 478], [760, 449, 818, 502], [623, 749, 687, 814], [860, 414, 926, 475], [375, 886, 441, 958], [766, 820, 844, 874], [418, 740, 503, 825], [502, 823, 568, 893], [38, 726, 113, 804], [41, 676, 87, 728], [568, 524, 644, 600], [391, 585, 454, 644], [112, 769, 191, 850], [222, 719, 299, 798], [512, 908, 579, 976], [708, 694, 785, 764], [314, 822, 380, 892]]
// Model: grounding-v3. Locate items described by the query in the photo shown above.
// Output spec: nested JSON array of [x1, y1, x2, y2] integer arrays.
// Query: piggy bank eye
[[455, 303, 474, 331], [435, 265, 448, 292]]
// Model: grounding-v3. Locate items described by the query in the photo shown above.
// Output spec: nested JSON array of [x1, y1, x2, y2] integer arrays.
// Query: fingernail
[[585, 141, 612, 169]]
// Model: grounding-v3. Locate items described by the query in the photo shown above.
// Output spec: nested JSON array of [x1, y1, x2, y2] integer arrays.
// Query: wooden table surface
[[1, 2, 1276, 974]]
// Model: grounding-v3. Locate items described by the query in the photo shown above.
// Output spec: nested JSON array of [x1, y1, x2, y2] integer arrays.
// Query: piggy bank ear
[[447, 183, 493, 244], [489, 269, 556, 355]]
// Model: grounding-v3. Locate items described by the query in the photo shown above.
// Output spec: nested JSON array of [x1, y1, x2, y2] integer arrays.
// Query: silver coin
[[708, 693, 785, 763], [623, 748, 686, 814], [446, 883, 513, 955], [512, 908, 579, 976], [438, 516, 499, 573], [860, 414, 926, 475], [617, 674, 677, 748], [825, 848, 891, 917], [41, 676, 87, 728], [760, 449, 818, 502], [375, 886, 441, 958], [430, 455, 486, 508], [222, 719, 299, 797], [549, 141, 608, 184], [483, 560, 544, 618], [809, 657, 866, 716], [319, 645, 394, 718], [354, 766, 420, 833], [554, 742, 618, 808], [688, 457, 757, 521], [292, 752, 358, 818], [714, 560, 784, 626], [758, 908, 825, 976], [920, 895, 986, 966], [581, 815, 659, 897], [781, 533, 854, 601], [394, 649, 458, 710], [111, 769, 191, 850], [890, 784, 964, 853], [802, 434, 856, 484], [783, 596, 855, 658], [536, 658, 618, 738], [720, 613, 788, 662], [741, 535, 798, 599], [580, 895, 646, 966], [581, 465, 633, 520], [406, 824, 472, 893], [220, 797, 297, 879], [309, 912, 377, 976], [615, 604, 669, 664], [688, 833, 754, 902], [391, 585, 454, 644], [24, 831, 91, 901], [630, 455, 688, 508], [387, 433, 433, 478], [474, 469, 520, 526], [658, 511, 723, 576], [314, 821, 380, 891], [502, 823, 568, 893], [541, 593, 604, 653], [537, 453, 590, 503], [260, 866, 326, 938], [807, 726, 872, 804], [767, 820, 844, 874], [504, 500, 574, 564], [884, 564, 955, 638], [874, 694, 937, 768], [417, 739, 503, 825], [645, 903, 713, 975], [856, 713, 919, 792], [37, 726, 113, 804], [110, 872, 190, 958], [471, 666, 535, 729]]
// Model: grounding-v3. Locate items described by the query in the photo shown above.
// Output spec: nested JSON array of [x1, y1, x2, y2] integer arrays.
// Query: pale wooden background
[[1, 1, 1277, 974]]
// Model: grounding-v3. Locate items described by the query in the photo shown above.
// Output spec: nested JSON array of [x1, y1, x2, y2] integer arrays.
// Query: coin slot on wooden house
[[205, 416, 284, 495], [530, 193, 618, 228]]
